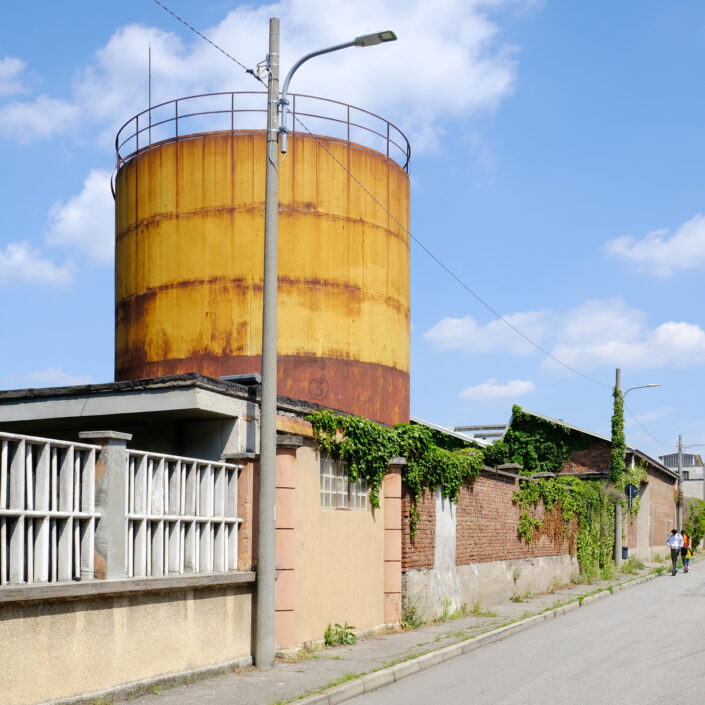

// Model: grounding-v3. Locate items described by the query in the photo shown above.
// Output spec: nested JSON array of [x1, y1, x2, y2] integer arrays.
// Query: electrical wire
[[287, 110, 612, 390], [151, 0, 266, 86], [624, 402, 671, 448], [149, 2, 679, 445]]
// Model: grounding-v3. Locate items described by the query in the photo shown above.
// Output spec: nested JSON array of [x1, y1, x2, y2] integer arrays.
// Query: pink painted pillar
[[383, 458, 405, 624], [275, 435, 302, 649], [222, 452, 259, 572]]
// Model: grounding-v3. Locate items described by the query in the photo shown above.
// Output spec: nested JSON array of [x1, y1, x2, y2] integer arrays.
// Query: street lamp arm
[[278, 30, 396, 153], [280, 40, 356, 101], [623, 383, 660, 400]]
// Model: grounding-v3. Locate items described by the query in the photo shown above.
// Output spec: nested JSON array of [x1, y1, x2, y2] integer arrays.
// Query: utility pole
[[613, 368, 622, 571], [256, 15, 279, 670], [677, 434, 683, 530]]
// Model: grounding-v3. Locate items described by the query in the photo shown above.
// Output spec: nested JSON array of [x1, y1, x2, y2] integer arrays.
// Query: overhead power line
[[151, 0, 265, 86], [151, 3, 679, 448], [624, 402, 671, 448]]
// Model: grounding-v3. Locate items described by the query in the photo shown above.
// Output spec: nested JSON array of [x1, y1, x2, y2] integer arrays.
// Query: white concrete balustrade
[[126, 450, 241, 578], [0, 431, 100, 585], [0, 431, 243, 586]]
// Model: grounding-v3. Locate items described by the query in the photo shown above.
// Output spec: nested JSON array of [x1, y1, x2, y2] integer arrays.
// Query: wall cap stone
[[79, 430, 133, 442], [0, 571, 255, 605], [495, 463, 522, 474], [388, 457, 407, 466], [222, 452, 258, 461], [277, 434, 304, 448]]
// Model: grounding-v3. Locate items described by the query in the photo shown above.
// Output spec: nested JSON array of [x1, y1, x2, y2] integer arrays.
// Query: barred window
[[320, 456, 368, 511]]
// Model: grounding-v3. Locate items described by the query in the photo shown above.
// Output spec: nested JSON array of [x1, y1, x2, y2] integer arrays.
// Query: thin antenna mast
[[148, 44, 152, 145]]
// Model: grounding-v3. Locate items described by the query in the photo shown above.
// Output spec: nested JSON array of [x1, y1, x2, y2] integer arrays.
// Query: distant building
[[659, 452, 705, 499]]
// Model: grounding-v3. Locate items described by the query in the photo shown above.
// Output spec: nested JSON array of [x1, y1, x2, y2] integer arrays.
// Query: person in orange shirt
[[681, 530, 691, 573]]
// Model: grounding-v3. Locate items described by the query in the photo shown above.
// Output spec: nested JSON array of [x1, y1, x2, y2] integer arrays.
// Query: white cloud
[[425, 297, 705, 371], [548, 299, 705, 370], [459, 378, 535, 401], [16, 368, 94, 388], [604, 213, 705, 277], [0, 56, 26, 96], [0, 95, 78, 141], [46, 169, 114, 263], [0, 242, 73, 286], [424, 309, 551, 354], [0, 0, 531, 149]]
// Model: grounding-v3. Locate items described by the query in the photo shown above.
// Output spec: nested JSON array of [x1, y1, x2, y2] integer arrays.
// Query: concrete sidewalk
[[67, 562, 675, 705]]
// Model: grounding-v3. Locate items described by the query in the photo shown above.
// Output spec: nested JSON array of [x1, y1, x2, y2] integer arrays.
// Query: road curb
[[298, 571, 663, 705]]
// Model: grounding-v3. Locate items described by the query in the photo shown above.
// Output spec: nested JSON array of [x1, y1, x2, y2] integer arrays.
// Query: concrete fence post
[[79, 431, 132, 580]]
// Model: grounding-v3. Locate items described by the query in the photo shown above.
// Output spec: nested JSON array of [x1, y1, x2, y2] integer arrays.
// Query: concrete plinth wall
[[403, 554, 579, 620], [1, 581, 253, 705]]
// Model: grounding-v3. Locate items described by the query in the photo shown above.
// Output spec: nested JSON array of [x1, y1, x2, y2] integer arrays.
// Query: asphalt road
[[348, 568, 705, 705]]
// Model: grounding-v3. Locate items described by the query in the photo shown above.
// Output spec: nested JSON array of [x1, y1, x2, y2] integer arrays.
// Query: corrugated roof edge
[[410, 416, 492, 448]]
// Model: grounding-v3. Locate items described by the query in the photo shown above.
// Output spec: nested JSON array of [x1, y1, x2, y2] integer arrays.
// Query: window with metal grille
[[319, 456, 368, 511]]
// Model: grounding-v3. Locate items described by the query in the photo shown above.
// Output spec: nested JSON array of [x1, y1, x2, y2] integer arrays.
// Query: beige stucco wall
[[295, 445, 385, 643], [1, 585, 252, 705]]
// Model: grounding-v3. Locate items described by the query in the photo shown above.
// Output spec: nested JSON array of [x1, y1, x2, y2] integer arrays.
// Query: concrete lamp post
[[612, 369, 660, 571], [256, 19, 396, 669], [677, 440, 705, 518]]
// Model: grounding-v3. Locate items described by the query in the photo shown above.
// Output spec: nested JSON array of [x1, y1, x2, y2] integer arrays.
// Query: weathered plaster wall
[[403, 554, 579, 621], [295, 444, 386, 643], [1, 584, 252, 705]]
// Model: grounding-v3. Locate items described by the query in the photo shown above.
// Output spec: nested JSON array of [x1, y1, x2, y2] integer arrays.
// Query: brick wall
[[454, 471, 575, 565], [402, 470, 575, 572], [402, 439, 675, 573], [564, 439, 611, 475], [649, 467, 677, 546], [401, 485, 436, 571]]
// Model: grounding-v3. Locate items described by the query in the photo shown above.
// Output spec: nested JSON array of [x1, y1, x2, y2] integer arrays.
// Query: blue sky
[[1, 0, 705, 461]]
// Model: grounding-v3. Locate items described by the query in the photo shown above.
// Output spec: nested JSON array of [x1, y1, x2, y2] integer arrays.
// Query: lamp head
[[354, 30, 397, 47]]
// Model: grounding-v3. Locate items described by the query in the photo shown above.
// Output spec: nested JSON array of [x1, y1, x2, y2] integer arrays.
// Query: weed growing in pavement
[[470, 601, 497, 618], [600, 562, 617, 580], [324, 622, 356, 646], [439, 597, 452, 620], [401, 603, 424, 630], [510, 593, 525, 603], [325, 673, 360, 689], [621, 557, 645, 574]]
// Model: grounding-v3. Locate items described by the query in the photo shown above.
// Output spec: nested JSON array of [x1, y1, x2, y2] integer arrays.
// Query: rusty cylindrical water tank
[[114, 94, 410, 426]]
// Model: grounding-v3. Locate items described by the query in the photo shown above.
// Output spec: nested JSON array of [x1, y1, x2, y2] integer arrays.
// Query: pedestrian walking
[[667, 529, 684, 575], [680, 530, 691, 573]]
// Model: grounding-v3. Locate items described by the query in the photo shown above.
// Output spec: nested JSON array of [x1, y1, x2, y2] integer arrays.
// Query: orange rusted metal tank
[[114, 93, 410, 426]]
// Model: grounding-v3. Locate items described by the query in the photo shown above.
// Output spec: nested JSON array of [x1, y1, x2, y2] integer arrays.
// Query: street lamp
[[623, 383, 661, 399], [257, 18, 396, 669], [279, 30, 397, 153], [677, 440, 705, 509]]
